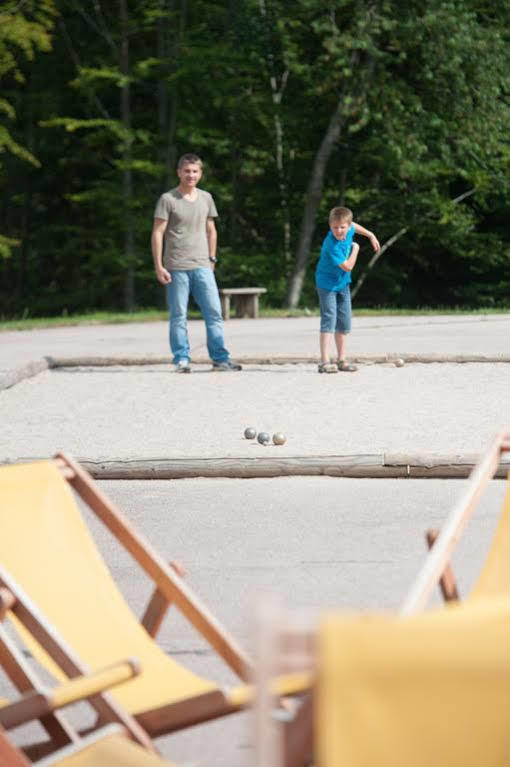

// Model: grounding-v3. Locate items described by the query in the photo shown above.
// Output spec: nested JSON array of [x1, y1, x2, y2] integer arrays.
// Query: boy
[[315, 206, 380, 373]]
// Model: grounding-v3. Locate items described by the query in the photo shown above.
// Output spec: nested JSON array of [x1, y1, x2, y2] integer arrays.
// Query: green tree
[[279, 0, 510, 306], [0, 0, 55, 258], [1, 0, 509, 318]]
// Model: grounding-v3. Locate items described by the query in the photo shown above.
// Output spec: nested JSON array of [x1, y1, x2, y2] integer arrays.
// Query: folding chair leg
[[141, 561, 186, 639], [283, 692, 314, 767], [426, 529, 460, 602], [0, 625, 78, 751]]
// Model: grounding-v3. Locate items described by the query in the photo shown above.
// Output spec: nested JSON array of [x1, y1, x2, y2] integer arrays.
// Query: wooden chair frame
[[402, 427, 510, 615], [0, 579, 155, 759]]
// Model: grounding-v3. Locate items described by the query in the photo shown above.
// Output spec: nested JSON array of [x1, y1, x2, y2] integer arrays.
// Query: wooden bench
[[219, 287, 267, 320]]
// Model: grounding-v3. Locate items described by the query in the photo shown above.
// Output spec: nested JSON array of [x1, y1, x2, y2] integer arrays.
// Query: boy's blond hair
[[329, 206, 353, 224], [177, 153, 203, 169]]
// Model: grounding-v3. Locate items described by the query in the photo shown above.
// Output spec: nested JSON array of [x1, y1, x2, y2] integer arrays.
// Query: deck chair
[[405, 427, 510, 613], [256, 596, 510, 767], [0, 455, 308, 747]]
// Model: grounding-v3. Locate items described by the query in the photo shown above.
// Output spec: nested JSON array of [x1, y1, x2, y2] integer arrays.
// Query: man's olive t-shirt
[[154, 188, 218, 270]]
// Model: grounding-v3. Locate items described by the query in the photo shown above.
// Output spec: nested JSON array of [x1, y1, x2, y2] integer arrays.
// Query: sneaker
[[337, 360, 358, 372], [176, 359, 191, 373], [318, 362, 338, 374], [212, 359, 242, 372]]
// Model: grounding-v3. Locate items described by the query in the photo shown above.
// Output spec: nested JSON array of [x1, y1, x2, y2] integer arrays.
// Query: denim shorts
[[317, 286, 352, 333]]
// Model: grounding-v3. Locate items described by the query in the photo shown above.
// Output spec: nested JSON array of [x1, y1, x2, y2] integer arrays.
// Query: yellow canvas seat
[[0, 723, 178, 767], [39, 728, 176, 767], [0, 457, 309, 743], [317, 597, 510, 767], [44, 729, 176, 767]]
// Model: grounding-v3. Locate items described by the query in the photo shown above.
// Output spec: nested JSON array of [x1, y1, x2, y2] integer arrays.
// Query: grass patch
[[352, 306, 510, 316], [0, 310, 168, 331], [0, 305, 508, 331]]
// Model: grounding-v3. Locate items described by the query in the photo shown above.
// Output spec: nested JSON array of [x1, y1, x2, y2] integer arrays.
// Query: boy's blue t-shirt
[[315, 225, 355, 292]]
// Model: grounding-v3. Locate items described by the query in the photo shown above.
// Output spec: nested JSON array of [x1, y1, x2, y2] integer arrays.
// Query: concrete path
[[1, 314, 510, 377]]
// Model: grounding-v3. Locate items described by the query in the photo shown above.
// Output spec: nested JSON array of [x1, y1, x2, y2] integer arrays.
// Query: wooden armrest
[[0, 659, 140, 730], [141, 560, 186, 638], [51, 658, 140, 707]]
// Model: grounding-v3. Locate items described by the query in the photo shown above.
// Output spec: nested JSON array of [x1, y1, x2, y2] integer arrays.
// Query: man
[[151, 153, 242, 372]]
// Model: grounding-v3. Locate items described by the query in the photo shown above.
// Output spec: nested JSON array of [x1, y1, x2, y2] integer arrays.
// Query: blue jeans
[[166, 268, 230, 364], [317, 285, 352, 333]]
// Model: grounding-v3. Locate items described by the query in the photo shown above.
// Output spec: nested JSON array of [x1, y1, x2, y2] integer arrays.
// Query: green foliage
[[0, 0, 56, 257], [0, 233, 19, 259]]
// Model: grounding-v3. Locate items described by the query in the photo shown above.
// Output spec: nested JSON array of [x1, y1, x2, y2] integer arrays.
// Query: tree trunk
[[272, 91, 291, 264], [258, 0, 291, 264], [285, 98, 346, 308], [286, 48, 374, 309], [351, 188, 476, 299], [351, 227, 407, 300], [157, 1, 169, 177], [157, 0, 182, 189], [120, 0, 135, 312]]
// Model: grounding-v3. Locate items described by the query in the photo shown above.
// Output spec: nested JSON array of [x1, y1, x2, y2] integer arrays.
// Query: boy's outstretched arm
[[353, 222, 380, 253], [339, 242, 360, 272]]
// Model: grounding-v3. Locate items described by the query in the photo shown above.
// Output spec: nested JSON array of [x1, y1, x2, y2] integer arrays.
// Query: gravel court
[[1, 314, 510, 373], [0, 361, 508, 461]]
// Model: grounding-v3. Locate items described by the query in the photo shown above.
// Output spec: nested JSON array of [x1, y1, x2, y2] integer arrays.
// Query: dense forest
[[0, 0, 509, 318]]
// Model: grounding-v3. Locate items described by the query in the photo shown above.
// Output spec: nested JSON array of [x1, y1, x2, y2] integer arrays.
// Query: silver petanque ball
[[394, 358, 405, 368], [244, 427, 257, 440], [257, 431, 271, 445], [272, 432, 287, 446]]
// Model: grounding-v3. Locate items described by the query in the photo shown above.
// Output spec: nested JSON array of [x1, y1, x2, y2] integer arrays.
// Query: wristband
[[209, 257, 217, 263]]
